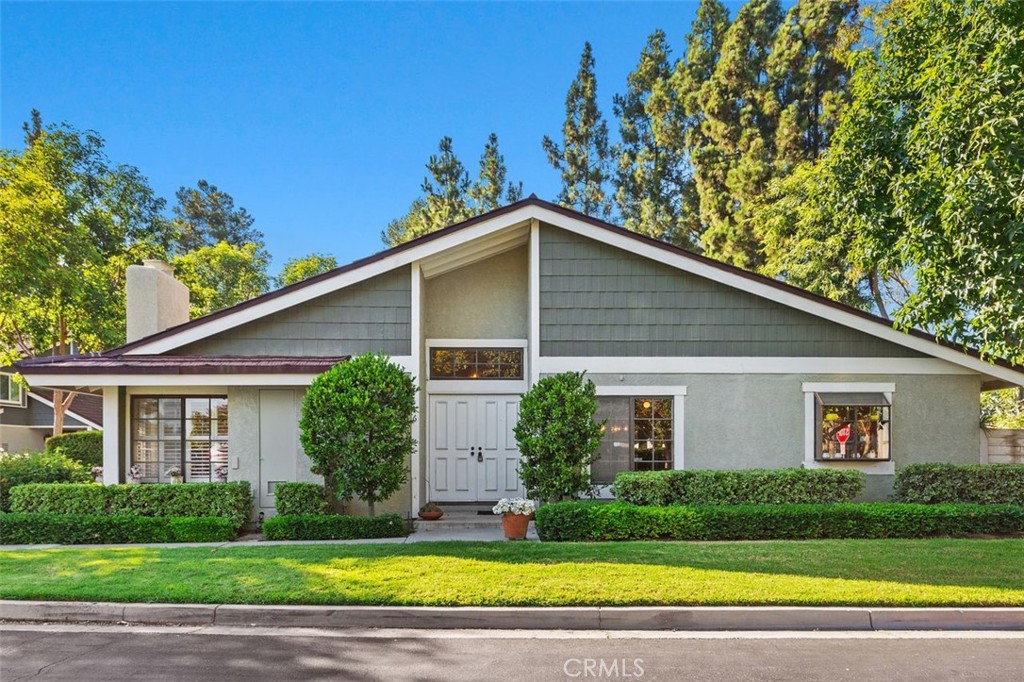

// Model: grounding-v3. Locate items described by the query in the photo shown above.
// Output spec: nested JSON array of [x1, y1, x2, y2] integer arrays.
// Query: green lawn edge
[[2, 538, 1022, 608]]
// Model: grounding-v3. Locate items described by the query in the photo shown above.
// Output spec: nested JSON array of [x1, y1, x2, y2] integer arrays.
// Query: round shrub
[[0, 451, 91, 511], [44, 431, 103, 468]]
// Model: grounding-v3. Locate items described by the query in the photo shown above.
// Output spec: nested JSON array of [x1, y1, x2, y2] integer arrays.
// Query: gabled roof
[[16, 196, 1024, 386]]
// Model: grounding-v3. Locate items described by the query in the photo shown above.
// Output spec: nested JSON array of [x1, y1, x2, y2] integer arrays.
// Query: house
[[16, 197, 1024, 516], [0, 372, 102, 453]]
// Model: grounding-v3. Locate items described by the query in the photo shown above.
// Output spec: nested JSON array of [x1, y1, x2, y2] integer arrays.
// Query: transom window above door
[[429, 347, 524, 380]]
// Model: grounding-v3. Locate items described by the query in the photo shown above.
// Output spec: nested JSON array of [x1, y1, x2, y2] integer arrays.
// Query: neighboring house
[[16, 198, 1024, 516], [0, 372, 102, 453]]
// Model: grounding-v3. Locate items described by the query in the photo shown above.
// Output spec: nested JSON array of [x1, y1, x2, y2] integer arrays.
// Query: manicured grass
[[1, 539, 1022, 607]]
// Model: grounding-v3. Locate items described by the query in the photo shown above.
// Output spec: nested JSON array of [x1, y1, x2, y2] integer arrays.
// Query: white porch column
[[410, 261, 422, 514], [101, 387, 120, 485]]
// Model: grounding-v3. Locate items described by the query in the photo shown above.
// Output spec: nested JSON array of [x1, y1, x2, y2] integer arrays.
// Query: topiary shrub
[[613, 469, 865, 506], [0, 451, 91, 511], [299, 354, 416, 516], [514, 371, 604, 503], [534, 501, 1024, 542], [44, 431, 103, 468], [262, 513, 407, 540], [893, 463, 1024, 505], [9, 481, 253, 529], [0, 513, 235, 545], [275, 482, 330, 516]]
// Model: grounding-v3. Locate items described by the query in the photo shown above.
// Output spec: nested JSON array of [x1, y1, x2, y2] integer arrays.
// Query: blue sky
[[2, 1, 743, 273]]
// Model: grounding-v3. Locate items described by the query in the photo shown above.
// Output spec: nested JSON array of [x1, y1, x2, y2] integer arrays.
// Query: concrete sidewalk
[[2, 600, 1023, 631]]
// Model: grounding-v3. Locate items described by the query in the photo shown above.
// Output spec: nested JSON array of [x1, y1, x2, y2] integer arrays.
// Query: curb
[[3, 601, 1024, 631]]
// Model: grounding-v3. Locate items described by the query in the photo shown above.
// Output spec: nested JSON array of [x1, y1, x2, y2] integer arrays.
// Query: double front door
[[428, 394, 523, 502]]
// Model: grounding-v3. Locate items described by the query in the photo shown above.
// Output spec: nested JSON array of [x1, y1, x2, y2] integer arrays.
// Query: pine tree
[[613, 30, 688, 243], [419, 136, 473, 232], [695, 0, 784, 269], [542, 42, 612, 219], [469, 133, 523, 212]]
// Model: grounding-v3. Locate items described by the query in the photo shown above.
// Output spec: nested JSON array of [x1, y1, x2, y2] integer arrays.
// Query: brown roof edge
[[98, 196, 1022, 375]]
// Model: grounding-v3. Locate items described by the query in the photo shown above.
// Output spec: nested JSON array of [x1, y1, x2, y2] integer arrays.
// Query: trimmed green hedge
[[274, 482, 329, 516], [9, 482, 252, 529], [45, 431, 103, 468], [894, 463, 1024, 506], [0, 513, 235, 545], [263, 514, 407, 540], [612, 468, 865, 506], [0, 452, 91, 511], [534, 501, 1024, 542]]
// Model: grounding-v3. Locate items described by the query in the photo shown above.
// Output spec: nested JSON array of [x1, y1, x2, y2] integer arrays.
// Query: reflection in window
[[0, 373, 23, 406], [429, 347, 524, 380], [132, 396, 229, 482], [815, 393, 890, 461], [592, 397, 673, 484]]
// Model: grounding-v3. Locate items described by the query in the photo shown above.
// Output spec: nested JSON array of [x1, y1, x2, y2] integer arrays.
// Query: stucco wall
[[0, 426, 46, 454], [584, 372, 982, 500], [424, 245, 527, 340]]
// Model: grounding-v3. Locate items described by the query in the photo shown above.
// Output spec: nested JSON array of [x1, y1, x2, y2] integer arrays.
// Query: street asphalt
[[2, 623, 1022, 682]]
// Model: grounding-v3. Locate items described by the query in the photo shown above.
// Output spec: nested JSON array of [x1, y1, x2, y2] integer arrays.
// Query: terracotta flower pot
[[501, 512, 531, 540], [418, 510, 444, 521]]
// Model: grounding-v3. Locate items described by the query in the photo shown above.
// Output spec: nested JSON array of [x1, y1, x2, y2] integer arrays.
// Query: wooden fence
[[983, 429, 1024, 464]]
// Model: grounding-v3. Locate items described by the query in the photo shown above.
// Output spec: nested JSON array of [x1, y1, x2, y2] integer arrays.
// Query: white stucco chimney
[[126, 259, 190, 343]]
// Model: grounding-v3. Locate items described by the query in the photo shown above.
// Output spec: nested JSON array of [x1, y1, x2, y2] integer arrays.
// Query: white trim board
[[110, 202, 1022, 386], [539, 357, 972, 375], [802, 382, 896, 475], [27, 392, 102, 430]]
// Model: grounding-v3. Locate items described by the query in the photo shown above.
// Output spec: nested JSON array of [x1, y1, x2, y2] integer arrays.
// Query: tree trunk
[[869, 268, 889, 320], [368, 499, 376, 517], [323, 472, 346, 514], [51, 314, 70, 436]]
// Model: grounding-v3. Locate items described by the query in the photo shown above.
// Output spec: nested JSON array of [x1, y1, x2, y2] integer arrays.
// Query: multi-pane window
[[132, 397, 229, 482], [0, 373, 24, 406], [815, 393, 890, 461], [429, 347, 524, 380], [592, 397, 673, 485]]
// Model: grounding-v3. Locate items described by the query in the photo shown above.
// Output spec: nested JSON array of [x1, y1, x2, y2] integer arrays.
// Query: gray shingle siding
[[539, 226, 925, 358], [173, 266, 412, 357]]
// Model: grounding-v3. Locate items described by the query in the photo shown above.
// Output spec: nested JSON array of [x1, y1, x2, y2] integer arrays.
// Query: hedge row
[[894, 463, 1024, 506], [0, 513, 235, 545], [45, 431, 104, 468], [0, 452, 91, 511], [612, 468, 864, 506], [263, 514, 406, 540], [9, 482, 252, 529], [274, 482, 330, 516], [534, 501, 1024, 542]]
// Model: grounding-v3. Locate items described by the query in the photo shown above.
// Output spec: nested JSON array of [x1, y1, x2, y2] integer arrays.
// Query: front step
[[414, 511, 502, 532]]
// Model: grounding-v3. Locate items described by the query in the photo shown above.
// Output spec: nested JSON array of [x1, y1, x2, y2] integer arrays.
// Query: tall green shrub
[[893, 464, 1024, 506], [514, 371, 604, 502], [613, 469, 865, 506], [274, 482, 330, 516], [299, 354, 416, 515], [0, 451, 91, 511], [45, 431, 103, 467]]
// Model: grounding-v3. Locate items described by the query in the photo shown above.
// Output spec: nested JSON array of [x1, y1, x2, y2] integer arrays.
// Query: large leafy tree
[[299, 354, 416, 515], [817, 0, 1024, 362], [173, 241, 271, 317], [543, 42, 612, 219], [277, 253, 338, 287], [0, 115, 169, 433], [613, 30, 691, 244]]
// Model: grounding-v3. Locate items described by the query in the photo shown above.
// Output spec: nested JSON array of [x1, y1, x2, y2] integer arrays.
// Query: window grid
[[593, 396, 673, 484], [132, 396, 229, 483], [429, 347, 524, 380]]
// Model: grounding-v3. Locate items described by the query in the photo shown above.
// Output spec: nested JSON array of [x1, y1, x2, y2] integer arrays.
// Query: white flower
[[492, 497, 536, 516]]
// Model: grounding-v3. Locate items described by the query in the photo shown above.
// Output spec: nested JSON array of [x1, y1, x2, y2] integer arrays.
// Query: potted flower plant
[[493, 497, 536, 540], [128, 465, 143, 484], [214, 465, 229, 483], [418, 502, 444, 520], [165, 466, 183, 484], [91, 466, 103, 484]]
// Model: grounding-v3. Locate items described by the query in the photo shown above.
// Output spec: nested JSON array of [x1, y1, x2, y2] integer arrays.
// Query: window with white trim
[[131, 396, 229, 483], [814, 392, 891, 461], [428, 347, 524, 380], [592, 396, 673, 484], [0, 373, 24, 407]]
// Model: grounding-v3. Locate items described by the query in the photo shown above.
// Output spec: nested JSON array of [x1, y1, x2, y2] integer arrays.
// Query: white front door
[[429, 394, 523, 502]]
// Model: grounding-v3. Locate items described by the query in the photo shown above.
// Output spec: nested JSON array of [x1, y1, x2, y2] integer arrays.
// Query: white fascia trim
[[539, 357, 969, 375], [526, 205, 1024, 385], [425, 380, 528, 395], [425, 339, 528, 348], [122, 209, 538, 355], [27, 392, 102, 430]]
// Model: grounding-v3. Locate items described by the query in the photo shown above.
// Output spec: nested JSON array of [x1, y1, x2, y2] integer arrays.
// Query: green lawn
[[2, 539, 1022, 607]]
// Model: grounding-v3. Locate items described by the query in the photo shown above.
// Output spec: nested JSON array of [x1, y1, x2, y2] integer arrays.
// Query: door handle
[[477, 449, 483, 463]]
